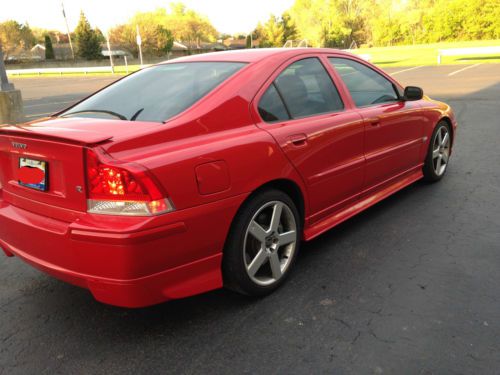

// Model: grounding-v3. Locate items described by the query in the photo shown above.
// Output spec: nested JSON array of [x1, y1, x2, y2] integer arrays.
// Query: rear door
[[327, 57, 425, 192], [253, 55, 365, 223]]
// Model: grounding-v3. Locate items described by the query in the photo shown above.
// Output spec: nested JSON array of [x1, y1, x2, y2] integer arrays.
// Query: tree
[[94, 28, 106, 44], [260, 15, 285, 47], [288, 0, 328, 47], [246, 34, 252, 48], [44, 35, 55, 59], [281, 12, 298, 44], [74, 11, 102, 60], [0, 21, 36, 58], [109, 5, 219, 56], [156, 26, 174, 56]]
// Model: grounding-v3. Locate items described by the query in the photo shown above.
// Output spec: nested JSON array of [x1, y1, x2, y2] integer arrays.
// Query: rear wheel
[[222, 189, 301, 296], [423, 121, 451, 182]]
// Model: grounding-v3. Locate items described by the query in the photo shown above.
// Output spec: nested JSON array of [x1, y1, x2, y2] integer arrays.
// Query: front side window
[[61, 62, 246, 123], [328, 58, 399, 107], [261, 57, 343, 120]]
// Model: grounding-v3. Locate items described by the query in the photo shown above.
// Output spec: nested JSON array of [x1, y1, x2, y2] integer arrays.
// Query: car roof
[[159, 48, 353, 64]]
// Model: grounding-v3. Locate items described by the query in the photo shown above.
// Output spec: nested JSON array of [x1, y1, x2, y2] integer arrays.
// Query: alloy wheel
[[432, 125, 451, 176], [243, 201, 298, 286]]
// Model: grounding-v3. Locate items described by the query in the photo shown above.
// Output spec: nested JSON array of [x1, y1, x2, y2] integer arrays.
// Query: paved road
[[2, 64, 500, 374], [12, 75, 117, 121]]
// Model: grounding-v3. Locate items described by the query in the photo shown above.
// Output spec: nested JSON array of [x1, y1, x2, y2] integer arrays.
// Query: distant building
[[223, 37, 258, 50], [101, 43, 133, 58], [52, 44, 74, 60], [30, 44, 46, 60]]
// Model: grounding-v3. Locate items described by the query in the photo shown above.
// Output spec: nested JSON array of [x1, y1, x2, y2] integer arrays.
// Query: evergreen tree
[[44, 35, 54, 59], [246, 34, 252, 48], [74, 11, 102, 60]]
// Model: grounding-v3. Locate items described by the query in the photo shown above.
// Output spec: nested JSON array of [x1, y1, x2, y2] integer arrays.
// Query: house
[[101, 43, 133, 59], [223, 37, 259, 50], [30, 44, 46, 60]]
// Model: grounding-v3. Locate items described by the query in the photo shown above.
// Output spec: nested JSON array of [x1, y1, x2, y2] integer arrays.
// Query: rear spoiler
[[0, 123, 112, 146]]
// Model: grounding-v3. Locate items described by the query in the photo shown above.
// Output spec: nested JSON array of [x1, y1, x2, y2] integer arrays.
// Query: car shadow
[[456, 56, 500, 61], [20, 178, 432, 339]]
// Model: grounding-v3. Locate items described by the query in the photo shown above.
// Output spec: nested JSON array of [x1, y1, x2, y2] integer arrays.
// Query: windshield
[[61, 62, 246, 123]]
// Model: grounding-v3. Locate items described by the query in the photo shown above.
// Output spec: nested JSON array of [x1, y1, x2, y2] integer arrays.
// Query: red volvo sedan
[[0, 49, 456, 307]]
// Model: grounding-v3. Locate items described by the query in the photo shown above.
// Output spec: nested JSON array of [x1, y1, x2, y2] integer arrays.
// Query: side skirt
[[303, 167, 423, 241]]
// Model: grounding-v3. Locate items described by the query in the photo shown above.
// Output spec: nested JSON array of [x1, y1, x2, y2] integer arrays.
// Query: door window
[[259, 57, 343, 122], [329, 58, 399, 107]]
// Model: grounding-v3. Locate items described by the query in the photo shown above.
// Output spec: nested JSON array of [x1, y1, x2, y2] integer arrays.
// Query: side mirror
[[404, 86, 423, 101]]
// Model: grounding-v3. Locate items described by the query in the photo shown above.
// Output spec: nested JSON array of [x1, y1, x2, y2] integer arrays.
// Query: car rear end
[[0, 59, 258, 307], [0, 128, 231, 307]]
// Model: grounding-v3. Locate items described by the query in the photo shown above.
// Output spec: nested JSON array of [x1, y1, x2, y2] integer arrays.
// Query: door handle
[[367, 117, 381, 127], [288, 134, 308, 147]]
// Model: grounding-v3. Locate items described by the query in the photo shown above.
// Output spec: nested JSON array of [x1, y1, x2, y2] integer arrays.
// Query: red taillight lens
[[85, 149, 174, 216]]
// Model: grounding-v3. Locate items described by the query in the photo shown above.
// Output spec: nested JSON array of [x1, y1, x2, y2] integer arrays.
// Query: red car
[[0, 49, 456, 307]]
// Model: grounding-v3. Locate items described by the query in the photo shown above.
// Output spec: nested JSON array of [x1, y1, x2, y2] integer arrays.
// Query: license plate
[[18, 158, 48, 191]]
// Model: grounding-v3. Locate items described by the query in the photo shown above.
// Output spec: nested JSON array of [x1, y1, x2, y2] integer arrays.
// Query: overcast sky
[[1, 0, 295, 35]]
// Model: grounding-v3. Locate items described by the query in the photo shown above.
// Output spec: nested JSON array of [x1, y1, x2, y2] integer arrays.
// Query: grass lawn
[[351, 40, 500, 67], [7, 64, 144, 78]]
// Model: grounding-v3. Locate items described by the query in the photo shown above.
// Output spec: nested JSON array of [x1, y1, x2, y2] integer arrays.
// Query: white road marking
[[448, 63, 482, 77], [390, 66, 424, 75]]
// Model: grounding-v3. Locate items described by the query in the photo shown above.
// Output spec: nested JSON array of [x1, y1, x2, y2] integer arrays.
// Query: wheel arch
[[439, 116, 454, 142], [222, 177, 307, 255], [250, 178, 306, 223]]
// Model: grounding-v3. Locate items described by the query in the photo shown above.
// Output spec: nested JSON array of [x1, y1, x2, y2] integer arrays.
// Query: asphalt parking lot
[[2, 63, 500, 374]]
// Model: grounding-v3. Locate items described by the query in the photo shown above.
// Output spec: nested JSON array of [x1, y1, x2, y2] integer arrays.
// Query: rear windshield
[[61, 62, 246, 123]]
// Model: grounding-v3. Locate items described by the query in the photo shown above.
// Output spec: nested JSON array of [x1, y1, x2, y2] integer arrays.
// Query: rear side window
[[328, 58, 399, 107], [258, 84, 290, 122], [61, 62, 246, 123]]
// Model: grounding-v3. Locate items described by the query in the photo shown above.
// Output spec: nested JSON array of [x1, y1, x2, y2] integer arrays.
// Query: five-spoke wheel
[[244, 201, 297, 286], [424, 121, 452, 182], [222, 189, 301, 296], [432, 125, 451, 176]]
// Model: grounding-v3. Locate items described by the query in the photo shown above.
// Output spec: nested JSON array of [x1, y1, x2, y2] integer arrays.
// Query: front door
[[328, 57, 424, 192]]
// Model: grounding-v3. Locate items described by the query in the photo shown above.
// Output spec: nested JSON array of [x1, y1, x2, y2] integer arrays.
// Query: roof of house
[[173, 41, 188, 50], [31, 44, 46, 51]]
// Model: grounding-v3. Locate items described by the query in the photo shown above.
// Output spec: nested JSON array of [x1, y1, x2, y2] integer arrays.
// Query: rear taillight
[[85, 149, 174, 216]]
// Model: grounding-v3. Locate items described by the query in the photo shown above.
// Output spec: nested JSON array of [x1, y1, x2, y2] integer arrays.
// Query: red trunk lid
[[0, 117, 161, 214], [0, 133, 90, 212]]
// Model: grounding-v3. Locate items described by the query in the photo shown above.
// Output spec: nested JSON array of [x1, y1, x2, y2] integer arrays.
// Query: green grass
[[352, 40, 500, 67], [8, 64, 143, 78]]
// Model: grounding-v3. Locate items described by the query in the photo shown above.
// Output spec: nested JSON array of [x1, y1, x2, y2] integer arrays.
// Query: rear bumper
[[0, 191, 246, 307]]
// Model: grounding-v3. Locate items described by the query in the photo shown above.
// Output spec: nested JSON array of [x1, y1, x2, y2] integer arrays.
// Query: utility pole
[[0, 50, 14, 91], [136, 25, 143, 66], [105, 33, 114, 74], [61, 1, 75, 60], [0, 46, 24, 124]]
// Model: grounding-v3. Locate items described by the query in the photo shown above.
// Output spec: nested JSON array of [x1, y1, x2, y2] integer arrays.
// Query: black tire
[[222, 189, 302, 297], [423, 120, 452, 182]]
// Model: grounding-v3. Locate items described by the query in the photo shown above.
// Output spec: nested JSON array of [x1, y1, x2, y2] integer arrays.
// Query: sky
[[1, 0, 295, 35]]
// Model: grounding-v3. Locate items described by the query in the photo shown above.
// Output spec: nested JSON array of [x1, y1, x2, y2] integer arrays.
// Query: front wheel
[[423, 121, 452, 182], [222, 189, 301, 296]]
